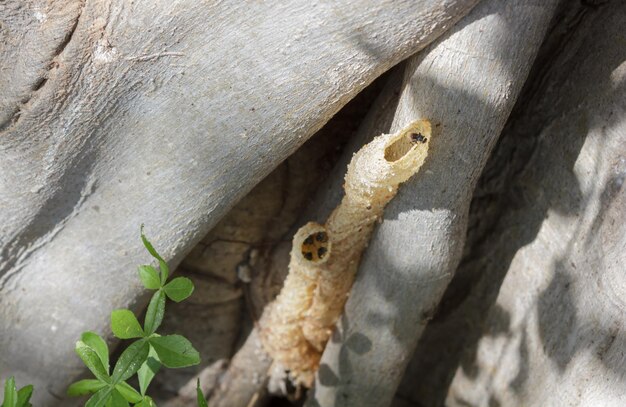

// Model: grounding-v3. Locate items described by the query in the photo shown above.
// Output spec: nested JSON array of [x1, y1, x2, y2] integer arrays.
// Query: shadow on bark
[[395, 1, 626, 405]]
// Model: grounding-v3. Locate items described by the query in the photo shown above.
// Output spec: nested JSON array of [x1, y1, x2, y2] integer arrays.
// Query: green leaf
[[114, 382, 142, 404], [138, 266, 161, 290], [140, 226, 169, 284], [137, 346, 161, 395], [143, 290, 165, 336], [111, 310, 145, 339], [163, 277, 194, 303], [67, 379, 107, 397], [133, 396, 156, 407], [105, 389, 129, 407], [85, 387, 113, 407], [158, 259, 169, 285], [149, 335, 200, 368], [16, 384, 33, 407], [111, 340, 150, 383], [196, 379, 208, 407], [3, 376, 17, 407], [76, 341, 111, 382], [82, 332, 110, 372], [140, 226, 163, 262]]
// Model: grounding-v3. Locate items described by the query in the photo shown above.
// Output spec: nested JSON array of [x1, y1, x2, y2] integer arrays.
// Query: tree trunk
[[307, 0, 559, 405], [1, 0, 624, 406], [397, 1, 626, 405]]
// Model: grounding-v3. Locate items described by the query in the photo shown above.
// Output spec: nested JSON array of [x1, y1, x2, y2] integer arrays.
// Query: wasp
[[410, 132, 428, 144]]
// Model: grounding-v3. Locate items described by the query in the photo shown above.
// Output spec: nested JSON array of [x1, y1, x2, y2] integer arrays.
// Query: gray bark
[[397, 1, 626, 406], [2, 0, 624, 406], [306, 0, 559, 406], [0, 0, 479, 404]]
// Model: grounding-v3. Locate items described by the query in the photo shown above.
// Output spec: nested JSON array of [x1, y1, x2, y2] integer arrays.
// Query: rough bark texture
[[0, 1, 479, 404], [307, 0, 559, 406], [397, 1, 626, 406]]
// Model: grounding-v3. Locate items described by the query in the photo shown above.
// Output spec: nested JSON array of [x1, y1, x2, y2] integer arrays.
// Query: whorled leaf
[[140, 226, 170, 284], [81, 332, 110, 372], [67, 379, 107, 397], [149, 335, 200, 368], [137, 265, 161, 290], [75, 341, 110, 383], [163, 277, 194, 303], [85, 386, 113, 407], [2, 377, 17, 407], [143, 290, 165, 336], [111, 340, 149, 383], [137, 346, 161, 396], [113, 382, 142, 404], [16, 384, 33, 407], [111, 310, 145, 339]]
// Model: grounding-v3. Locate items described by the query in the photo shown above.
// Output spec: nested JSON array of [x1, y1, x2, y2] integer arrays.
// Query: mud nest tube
[[259, 119, 433, 386]]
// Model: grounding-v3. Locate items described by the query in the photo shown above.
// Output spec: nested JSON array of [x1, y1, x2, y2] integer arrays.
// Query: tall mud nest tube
[[259, 120, 432, 386]]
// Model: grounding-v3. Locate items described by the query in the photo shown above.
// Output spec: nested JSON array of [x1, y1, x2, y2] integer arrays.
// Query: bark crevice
[[0, 0, 86, 132]]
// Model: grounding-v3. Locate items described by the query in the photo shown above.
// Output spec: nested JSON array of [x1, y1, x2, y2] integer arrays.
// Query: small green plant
[[1, 377, 33, 407], [66, 226, 201, 406], [196, 379, 208, 407]]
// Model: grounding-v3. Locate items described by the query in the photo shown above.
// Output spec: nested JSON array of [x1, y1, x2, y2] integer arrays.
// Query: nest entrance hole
[[301, 231, 329, 262], [384, 131, 428, 162]]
